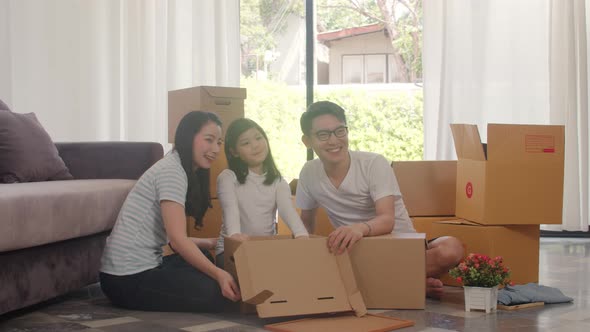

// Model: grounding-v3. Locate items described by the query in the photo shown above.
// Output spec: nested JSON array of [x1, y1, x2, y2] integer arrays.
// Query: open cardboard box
[[224, 236, 366, 318], [392, 161, 456, 217], [429, 219, 540, 286], [450, 123, 564, 225], [224, 233, 426, 317]]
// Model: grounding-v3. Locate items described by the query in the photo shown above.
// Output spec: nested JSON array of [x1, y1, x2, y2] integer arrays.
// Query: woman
[[100, 111, 240, 312]]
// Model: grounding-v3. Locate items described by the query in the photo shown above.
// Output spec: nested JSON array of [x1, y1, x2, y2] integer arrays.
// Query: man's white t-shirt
[[296, 151, 415, 233]]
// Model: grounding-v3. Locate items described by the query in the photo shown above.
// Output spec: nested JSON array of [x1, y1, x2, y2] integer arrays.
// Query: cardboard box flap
[[434, 219, 480, 226], [335, 253, 367, 317], [487, 123, 565, 161], [233, 237, 366, 318], [450, 124, 486, 161], [391, 161, 456, 217], [202, 86, 247, 100]]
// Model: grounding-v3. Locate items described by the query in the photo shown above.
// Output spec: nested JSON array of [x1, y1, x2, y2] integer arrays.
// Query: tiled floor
[[1, 237, 589, 332]]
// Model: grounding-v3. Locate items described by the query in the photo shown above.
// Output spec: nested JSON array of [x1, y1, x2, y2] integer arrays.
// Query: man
[[295, 101, 463, 298]]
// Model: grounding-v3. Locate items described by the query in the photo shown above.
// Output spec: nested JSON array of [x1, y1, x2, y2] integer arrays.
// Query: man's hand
[[327, 224, 365, 255], [215, 268, 241, 302], [230, 233, 250, 242]]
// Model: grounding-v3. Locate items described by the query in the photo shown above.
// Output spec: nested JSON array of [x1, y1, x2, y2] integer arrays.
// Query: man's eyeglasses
[[313, 126, 348, 141]]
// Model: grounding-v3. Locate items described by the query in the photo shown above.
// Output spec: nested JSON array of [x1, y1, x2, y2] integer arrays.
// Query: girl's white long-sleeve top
[[215, 169, 309, 255]]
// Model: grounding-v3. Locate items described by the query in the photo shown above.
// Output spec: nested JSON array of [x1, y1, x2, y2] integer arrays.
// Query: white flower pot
[[463, 286, 498, 313]]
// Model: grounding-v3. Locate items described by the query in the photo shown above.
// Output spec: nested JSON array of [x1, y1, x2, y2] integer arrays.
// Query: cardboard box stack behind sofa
[[167, 86, 246, 239], [397, 123, 565, 286]]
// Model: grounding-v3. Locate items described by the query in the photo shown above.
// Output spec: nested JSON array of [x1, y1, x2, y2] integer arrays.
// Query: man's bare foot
[[426, 277, 444, 299]]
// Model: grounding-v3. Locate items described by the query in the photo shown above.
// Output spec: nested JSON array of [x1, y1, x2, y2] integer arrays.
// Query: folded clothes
[[497, 283, 573, 305]]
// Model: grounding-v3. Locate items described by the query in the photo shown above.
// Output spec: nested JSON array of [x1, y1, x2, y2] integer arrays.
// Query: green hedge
[[242, 78, 423, 179]]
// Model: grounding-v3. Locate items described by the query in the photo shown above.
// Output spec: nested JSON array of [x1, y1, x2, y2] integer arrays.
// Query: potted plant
[[449, 253, 511, 313]]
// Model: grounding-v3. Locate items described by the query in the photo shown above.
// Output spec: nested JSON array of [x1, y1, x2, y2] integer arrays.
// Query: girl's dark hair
[[224, 118, 281, 185], [174, 111, 222, 228]]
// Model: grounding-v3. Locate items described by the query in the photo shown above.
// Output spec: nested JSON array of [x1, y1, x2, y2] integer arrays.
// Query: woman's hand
[[215, 268, 241, 302], [230, 233, 250, 242]]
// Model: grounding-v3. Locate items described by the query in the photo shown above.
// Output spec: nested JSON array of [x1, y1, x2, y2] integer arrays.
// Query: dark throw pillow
[[0, 99, 10, 111], [0, 111, 73, 183]]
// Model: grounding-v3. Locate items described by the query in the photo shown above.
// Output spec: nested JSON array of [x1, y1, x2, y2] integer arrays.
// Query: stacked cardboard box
[[399, 124, 564, 286], [392, 160, 457, 240], [224, 233, 426, 319], [167, 86, 246, 239]]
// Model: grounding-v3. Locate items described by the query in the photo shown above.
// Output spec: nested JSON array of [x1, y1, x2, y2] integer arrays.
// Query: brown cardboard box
[[429, 220, 540, 286], [226, 236, 367, 318], [392, 161, 456, 217], [411, 216, 459, 239], [225, 234, 425, 317], [276, 199, 335, 237], [350, 233, 426, 309], [168, 86, 246, 142], [187, 199, 222, 239], [209, 146, 227, 199], [450, 123, 564, 225], [168, 86, 245, 198]]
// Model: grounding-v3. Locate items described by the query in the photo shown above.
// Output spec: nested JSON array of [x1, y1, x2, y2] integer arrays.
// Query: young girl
[[215, 118, 308, 266], [100, 111, 240, 312]]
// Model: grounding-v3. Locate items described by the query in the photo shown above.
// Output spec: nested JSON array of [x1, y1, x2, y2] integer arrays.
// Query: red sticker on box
[[466, 182, 473, 198], [525, 135, 556, 153]]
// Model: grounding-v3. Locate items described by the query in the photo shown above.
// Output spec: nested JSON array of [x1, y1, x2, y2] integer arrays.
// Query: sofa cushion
[[0, 179, 136, 251], [0, 111, 73, 183], [0, 99, 10, 111]]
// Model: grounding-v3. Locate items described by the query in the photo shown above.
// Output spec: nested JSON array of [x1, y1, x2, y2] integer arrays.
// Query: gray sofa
[[0, 142, 163, 315]]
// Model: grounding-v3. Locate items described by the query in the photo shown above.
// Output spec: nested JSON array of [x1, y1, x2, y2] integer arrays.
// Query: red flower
[[449, 253, 511, 288]]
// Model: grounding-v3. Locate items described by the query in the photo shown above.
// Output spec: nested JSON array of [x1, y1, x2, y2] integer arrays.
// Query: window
[[342, 55, 363, 84], [343, 54, 388, 84], [365, 54, 386, 83]]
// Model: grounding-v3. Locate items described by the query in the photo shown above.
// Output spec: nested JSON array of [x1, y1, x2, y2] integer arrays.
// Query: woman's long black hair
[[224, 118, 281, 185], [174, 111, 222, 228]]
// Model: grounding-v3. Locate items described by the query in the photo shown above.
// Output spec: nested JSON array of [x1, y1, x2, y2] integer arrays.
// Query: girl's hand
[[189, 237, 217, 250], [215, 269, 241, 302], [202, 238, 217, 250], [230, 233, 250, 242]]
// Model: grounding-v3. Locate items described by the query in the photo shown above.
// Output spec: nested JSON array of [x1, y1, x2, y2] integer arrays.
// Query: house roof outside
[[317, 23, 386, 43]]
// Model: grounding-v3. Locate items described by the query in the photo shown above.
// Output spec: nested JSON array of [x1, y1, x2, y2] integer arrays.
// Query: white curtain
[[548, 0, 589, 231], [0, 0, 240, 145], [423, 0, 589, 231]]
